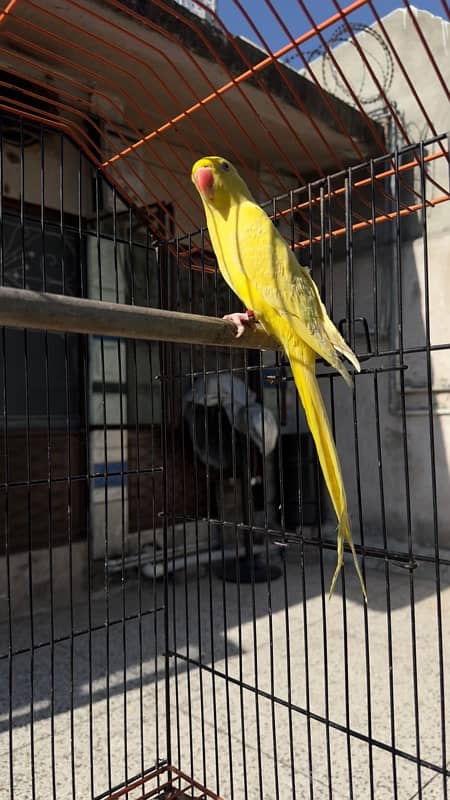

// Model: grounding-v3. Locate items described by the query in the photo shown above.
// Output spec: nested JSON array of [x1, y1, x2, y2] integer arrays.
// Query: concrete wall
[[306, 8, 450, 550]]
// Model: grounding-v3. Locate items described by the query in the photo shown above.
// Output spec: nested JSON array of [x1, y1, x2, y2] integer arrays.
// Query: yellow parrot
[[191, 155, 366, 601]]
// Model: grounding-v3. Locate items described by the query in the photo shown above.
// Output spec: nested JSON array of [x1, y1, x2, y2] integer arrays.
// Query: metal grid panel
[[0, 0, 448, 232], [164, 133, 450, 799], [0, 0, 449, 797], [0, 118, 449, 799]]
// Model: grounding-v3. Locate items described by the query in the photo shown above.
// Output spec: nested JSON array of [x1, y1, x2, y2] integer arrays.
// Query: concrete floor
[[1, 547, 450, 799]]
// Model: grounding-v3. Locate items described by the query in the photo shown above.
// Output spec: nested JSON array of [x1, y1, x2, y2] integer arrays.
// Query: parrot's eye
[[221, 161, 230, 172]]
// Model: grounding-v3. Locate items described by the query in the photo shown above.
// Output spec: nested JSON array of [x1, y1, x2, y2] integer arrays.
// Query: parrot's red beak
[[194, 166, 214, 197]]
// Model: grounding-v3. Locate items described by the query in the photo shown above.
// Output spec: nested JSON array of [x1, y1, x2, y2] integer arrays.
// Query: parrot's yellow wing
[[212, 199, 360, 385]]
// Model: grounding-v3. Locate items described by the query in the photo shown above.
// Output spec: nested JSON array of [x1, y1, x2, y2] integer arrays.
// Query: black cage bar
[[0, 117, 449, 800]]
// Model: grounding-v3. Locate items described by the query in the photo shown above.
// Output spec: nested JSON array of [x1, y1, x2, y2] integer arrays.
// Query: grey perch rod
[[0, 286, 280, 351]]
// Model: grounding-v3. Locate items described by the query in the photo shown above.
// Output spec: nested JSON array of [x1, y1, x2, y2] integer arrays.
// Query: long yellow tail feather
[[287, 343, 367, 601]]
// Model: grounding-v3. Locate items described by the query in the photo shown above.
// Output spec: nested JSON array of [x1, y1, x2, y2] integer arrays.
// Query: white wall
[[306, 8, 450, 549], [2, 129, 92, 215]]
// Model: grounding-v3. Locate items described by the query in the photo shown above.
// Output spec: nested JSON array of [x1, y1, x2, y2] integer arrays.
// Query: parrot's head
[[191, 156, 252, 213]]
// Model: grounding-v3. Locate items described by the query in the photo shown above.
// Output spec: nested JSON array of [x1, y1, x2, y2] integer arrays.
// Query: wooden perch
[[0, 287, 280, 351]]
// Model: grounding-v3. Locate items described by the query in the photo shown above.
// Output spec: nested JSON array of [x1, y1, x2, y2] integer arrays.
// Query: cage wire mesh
[[0, 0, 449, 798]]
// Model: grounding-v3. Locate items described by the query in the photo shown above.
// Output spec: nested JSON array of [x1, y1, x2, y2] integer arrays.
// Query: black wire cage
[[1, 113, 450, 800]]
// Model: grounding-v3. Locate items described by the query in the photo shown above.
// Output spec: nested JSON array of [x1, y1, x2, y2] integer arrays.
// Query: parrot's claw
[[223, 309, 257, 338]]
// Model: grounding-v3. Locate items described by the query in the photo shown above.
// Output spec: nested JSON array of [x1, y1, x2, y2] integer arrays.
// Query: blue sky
[[216, 1, 447, 62]]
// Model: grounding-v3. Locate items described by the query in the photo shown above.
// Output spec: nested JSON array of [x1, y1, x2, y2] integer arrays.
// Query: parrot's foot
[[223, 309, 257, 338]]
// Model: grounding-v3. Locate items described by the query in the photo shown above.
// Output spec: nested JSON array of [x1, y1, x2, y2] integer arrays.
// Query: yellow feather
[[288, 344, 367, 601], [192, 156, 367, 600]]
